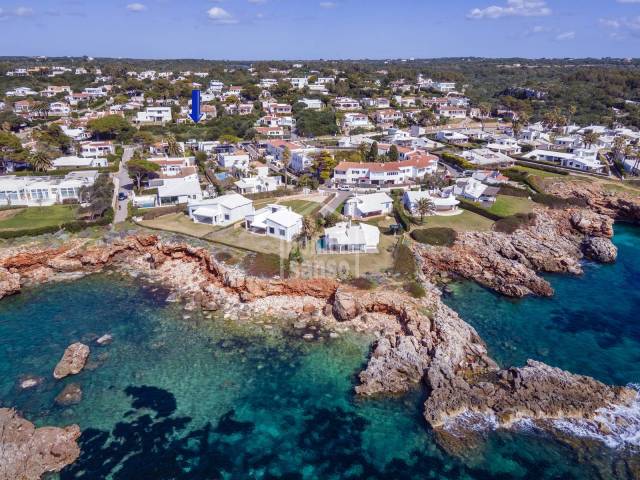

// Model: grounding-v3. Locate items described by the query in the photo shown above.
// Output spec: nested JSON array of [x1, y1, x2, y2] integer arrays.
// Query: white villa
[[52, 156, 108, 169], [218, 152, 250, 171], [321, 221, 380, 254], [188, 193, 254, 226], [451, 178, 499, 202], [0, 171, 98, 207], [333, 155, 438, 187], [523, 148, 605, 172], [486, 136, 522, 156], [136, 106, 172, 124], [234, 174, 282, 194], [245, 204, 302, 242], [79, 141, 115, 158], [461, 148, 515, 167], [343, 192, 393, 219], [436, 130, 469, 144], [402, 190, 460, 214], [147, 157, 203, 205]]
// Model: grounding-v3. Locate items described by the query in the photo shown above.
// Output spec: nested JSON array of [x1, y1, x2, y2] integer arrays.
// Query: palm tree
[[300, 215, 317, 247], [611, 136, 626, 160], [582, 131, 601, 150], [415, 197, 435, 223], [165, 135, 182, 157], [29, 150, 53, 172]]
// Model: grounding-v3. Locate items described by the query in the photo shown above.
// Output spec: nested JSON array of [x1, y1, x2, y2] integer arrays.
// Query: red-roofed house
[[333, 155, 438, 186]]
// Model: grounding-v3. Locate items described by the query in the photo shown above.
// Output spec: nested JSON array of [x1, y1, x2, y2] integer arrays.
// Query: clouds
[[0, 5, 35, 18], [207, 6, 238, 24], [126, 3, 147, 13], [617, 0, 640, 3], [600, 15, 640, 38], [319, 2, 337, 8], [555, 31, 575, 41], [468, 0, 551, 20]]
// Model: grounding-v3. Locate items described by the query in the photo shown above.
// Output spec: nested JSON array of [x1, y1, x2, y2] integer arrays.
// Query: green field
[[487, 195, 536, 217], [0, 205, 78, 231], [419, 210, 494, 232], [279, 200, 321, 216]]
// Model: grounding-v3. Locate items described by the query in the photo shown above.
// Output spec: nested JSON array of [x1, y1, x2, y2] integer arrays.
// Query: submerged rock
[[53, 343, 90, 380], [96, 333, 113, 346], [19, 375, 44, 390], [0, 407, 80, 480], [55, 383, 83, 406]]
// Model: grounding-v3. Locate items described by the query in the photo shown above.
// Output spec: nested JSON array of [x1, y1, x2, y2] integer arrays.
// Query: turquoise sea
[[0, 225, 639, 479]]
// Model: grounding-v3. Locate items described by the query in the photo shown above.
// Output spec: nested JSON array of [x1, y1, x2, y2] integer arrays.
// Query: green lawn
[[140, 213, 221, 238], [417, 211, 494, 232], [487, 195, 536, 217], [512, 165, 564, 178], [279, 200, 321, 216], [0, 205, 78, 231]]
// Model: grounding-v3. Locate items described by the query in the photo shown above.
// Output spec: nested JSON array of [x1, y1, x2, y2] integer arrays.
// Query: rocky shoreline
[[1, 196, 640, 475], [417, 208, 618, 297]]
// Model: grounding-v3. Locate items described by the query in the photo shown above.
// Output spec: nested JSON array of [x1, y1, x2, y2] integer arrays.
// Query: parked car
[[118, 192, 128, 201]]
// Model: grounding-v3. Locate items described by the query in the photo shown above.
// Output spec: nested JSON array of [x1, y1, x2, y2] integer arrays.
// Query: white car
[[337, 184, 351, 191]]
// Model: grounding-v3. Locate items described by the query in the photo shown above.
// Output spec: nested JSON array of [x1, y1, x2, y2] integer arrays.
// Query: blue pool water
[[0, 225, 639, 479]]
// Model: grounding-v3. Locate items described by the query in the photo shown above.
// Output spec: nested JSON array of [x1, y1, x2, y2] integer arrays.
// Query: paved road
[[113, 146, 135, 224], [317, 189, 350, 216]]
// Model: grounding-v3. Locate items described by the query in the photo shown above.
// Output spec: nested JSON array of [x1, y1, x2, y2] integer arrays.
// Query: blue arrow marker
[[190, 89, 203, 123]]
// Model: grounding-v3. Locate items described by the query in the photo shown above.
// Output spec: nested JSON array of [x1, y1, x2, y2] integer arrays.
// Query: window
[[224, 214, 230, 221], [269, 227, 275, 234], [279, 229, 285, 237]]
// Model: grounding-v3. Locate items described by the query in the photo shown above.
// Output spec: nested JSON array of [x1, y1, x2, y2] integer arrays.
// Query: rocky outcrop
[[53, 343, 90, 379], [0, 267, 21, 301], [424, 360, 636, 428], [0, 408, 80, 480], [545, 180, 640, 223], [417, 208, 616, 297]]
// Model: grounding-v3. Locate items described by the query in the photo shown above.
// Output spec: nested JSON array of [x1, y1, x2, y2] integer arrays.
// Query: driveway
[[113, 146, 135, 224]]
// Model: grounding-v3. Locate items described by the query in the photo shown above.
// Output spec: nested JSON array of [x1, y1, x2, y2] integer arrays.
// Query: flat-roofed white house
[[522, 148, 605, 172], [80, 141, 115, 158], [51, 156, 108, 169], [486, 136, 522, 156], [461, 148, 515, 167], [136, 106, 172, 124], [320, 221, 380, 254], [0, 171, 98, 207], [343, 192, 393, 219], [245, 204, 302, 242], [218, 152, 250, 171], [147, 157, 203, 205], [187, 193, 253, 226], [436, 130, 469, 144], [234, 175, 282, 194], [402, 190, 460, 214]]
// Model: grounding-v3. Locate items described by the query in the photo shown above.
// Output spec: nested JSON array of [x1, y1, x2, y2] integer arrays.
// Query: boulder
[[582, 236, 618, 263], [332, 288, 359, 321], [53, 343, 90, 380]]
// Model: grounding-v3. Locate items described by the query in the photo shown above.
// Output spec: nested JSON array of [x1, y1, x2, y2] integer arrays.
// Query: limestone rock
[[0, 267, 21, 300], [332, 288, 359, 321], [582, 236, 618, 263], [53, 343, 90, 379], [0, 408, 80, 480]]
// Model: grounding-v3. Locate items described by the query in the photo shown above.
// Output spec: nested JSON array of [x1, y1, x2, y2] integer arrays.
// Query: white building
[[218, 152, 250, 171], [321, 221, 380, 254], [245, 204, 302, 242], [0, 171, 98, 207], [343, 192, 393, 219], [523, 148, 605, 172], [188, 193, 253, 226], [451, 178, 499, 202], [234, 174, 282, 194], [80, 142, 115, 158], [147, 157, 203, 205], [342, 113, 372, 130], [486, 136, 522, 156], [436, 130, 469, 144], [300, 98, 323, 110], [136, 106, 172, 124], [333, 155, 438, 187], [51, 156, 108, 169], [461, 148, 515, 167], [402, 190, 460, 214]]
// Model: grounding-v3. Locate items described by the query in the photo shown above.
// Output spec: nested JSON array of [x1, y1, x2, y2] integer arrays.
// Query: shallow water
[[0, 227, 639, 479]]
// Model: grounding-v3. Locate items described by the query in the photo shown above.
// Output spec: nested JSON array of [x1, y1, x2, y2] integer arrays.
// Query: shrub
[[393, 242, 416, 276], [404, 280, 426, 298], [348, 277, 377, 290], [440, 151, 477, 170], [457, 198, 504, 221], [498, 185, 530, 198], [494, 212, 537, 234], [410, 228, 458, 247]]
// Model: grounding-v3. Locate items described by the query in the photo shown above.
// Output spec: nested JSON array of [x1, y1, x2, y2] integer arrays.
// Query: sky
[[0, 0, 639, 59]]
